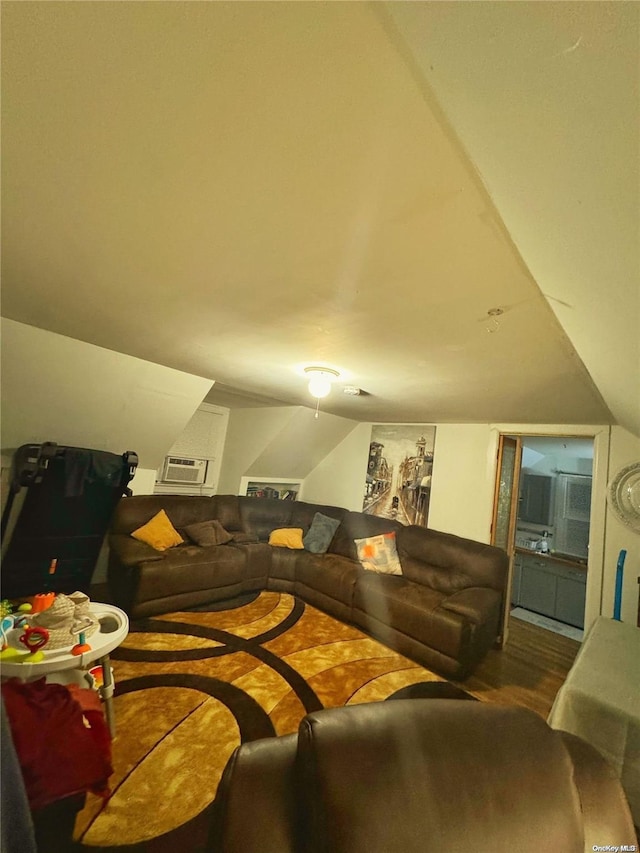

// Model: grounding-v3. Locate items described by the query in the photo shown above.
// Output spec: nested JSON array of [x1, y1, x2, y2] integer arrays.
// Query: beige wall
[[217, 406, 357, 497], [217, 407, 300, 495], [303, 422, 372, 509], [0, 319, 213, 469]]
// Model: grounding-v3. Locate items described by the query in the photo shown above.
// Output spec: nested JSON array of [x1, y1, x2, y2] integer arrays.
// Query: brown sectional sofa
[[107, 494, 508, 679]]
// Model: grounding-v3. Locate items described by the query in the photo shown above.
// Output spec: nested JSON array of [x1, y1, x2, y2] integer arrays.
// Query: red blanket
[[2, 677, 113, 811]]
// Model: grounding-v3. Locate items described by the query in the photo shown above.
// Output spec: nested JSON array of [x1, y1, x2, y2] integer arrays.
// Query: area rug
[[75, 591, 466, 851], [511, 606, 584, 642]]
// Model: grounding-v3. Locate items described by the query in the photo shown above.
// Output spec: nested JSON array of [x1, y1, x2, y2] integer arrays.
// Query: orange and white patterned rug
[[76, 591, 463, 851]]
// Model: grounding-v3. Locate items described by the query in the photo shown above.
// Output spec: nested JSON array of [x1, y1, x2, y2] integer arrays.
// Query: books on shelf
[[245, 482, 299, 500]]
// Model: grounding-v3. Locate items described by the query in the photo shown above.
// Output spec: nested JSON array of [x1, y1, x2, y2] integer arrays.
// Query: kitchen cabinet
[[513, 551, 586, 628], [520, 559, 557, 618], [511, 556, 522, 606], [555, 567, 588, 627]]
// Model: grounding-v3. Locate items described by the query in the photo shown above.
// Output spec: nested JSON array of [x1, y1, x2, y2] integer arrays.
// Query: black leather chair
[[213, 699, 636, 853]]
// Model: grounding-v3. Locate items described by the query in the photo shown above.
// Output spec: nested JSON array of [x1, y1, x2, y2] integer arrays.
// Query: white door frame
[[490, 424, 610, 634]]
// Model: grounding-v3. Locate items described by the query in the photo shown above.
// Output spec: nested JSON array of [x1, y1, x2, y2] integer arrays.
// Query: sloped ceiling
[[1, 3, 637, 433]]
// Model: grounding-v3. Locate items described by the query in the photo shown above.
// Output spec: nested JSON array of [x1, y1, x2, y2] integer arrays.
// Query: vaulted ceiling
[[2, 2, 638, 433]]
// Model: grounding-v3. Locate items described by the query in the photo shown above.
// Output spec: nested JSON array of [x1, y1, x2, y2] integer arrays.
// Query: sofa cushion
[[184, 519, 233, 547], [303, 513, 341, 554], [294, 553, 361, 607], [269, 528, 305, 549], [354, 532, 402, 575], [353, 573, 467, 659], [131, 509, 184, 551], [135, 544, 247, 601], [267, 545, 301, 586], [239, 498, 294, 541]]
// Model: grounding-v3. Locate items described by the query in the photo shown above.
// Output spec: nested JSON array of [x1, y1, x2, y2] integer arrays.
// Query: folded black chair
[[1, 442, 138, 598]]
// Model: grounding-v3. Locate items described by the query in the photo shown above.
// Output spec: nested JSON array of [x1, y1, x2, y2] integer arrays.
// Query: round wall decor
[[607, 461, 640, 533]]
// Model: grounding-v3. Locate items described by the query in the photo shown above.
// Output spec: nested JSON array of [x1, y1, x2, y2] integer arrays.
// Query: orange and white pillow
[[354, 532, 402, 575]]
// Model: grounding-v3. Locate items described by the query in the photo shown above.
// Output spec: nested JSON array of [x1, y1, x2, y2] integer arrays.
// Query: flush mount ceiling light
[[304, 366, 340, 419], [304, 366, 340, 399], [486, 307, 504, 334]]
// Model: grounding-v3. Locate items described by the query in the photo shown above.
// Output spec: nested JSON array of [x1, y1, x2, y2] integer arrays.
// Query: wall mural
[[362, 425, 436, 527]]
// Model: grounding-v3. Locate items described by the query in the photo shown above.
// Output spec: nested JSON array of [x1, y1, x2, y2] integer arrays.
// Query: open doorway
[[493, 434, 594, 644]]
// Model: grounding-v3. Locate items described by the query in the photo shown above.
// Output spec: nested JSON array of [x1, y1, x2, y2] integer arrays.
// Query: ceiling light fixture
[[305, 366, 339, 399], [304, 366, 340, 419]]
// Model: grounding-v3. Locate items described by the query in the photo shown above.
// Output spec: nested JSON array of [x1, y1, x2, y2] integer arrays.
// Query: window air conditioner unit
[[162, 457, 207, 485]]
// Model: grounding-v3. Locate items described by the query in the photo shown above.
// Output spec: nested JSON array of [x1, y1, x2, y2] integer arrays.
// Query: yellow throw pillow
[[131, 509, 184, 551], [268, 528, 305, 549]]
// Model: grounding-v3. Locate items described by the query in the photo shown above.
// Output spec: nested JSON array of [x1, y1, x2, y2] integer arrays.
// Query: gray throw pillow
[[303, 512, 341, 554], [183, 519, 233, 547]]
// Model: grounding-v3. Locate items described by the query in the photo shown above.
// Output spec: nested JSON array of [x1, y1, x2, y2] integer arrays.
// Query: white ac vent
[[162, 457, 207, 485]]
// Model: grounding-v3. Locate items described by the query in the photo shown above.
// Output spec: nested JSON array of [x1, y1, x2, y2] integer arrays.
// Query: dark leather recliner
[[213, 699, 636, 853]]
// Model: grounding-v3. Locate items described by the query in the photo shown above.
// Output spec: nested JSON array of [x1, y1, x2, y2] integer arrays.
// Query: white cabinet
[[554, 474, 592, 559]]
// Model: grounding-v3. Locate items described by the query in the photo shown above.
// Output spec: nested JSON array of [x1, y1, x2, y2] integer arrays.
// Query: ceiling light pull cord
[[486, 307, 504, 334], [314, 397, 320, 420]]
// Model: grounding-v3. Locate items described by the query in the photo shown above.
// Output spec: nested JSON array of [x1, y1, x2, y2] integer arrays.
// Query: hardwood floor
[[455, 616, 581, 719]]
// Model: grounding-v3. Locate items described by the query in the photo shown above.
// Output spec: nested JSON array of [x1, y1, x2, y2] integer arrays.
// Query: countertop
[[514, 546, 587, 571]]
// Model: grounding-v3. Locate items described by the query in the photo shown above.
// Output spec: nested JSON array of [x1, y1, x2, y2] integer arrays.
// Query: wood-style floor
[[455, 616, 581, 719]]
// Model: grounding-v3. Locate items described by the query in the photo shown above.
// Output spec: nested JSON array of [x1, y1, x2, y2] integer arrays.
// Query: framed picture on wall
[[362, 425, 436, 527]]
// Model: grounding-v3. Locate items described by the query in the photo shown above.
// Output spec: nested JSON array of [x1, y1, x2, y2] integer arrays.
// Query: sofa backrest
[[211, 494, 244, 532], [396, 525, 508, 593], [216, 699, 637, 853], [289, 502, 346, 533], [110, 495, 216, 535], [328, 511, 403, 561], [235, 497, 349, 543], [296, 701, 588, 853], [237, 497, 295, 541]]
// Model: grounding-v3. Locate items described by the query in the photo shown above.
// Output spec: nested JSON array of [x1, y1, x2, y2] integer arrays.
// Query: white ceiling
[[521, 435, 594, 461], [1, 2, 638, 433]]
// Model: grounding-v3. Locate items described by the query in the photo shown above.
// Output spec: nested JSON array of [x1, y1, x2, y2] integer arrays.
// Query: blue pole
[[613, 549, 626, 620]]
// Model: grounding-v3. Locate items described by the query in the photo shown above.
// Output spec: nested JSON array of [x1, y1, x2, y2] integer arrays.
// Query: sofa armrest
[[438, 587, 502, 625], [109, 533, 165, 568], [214, 734, 298, 853]]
